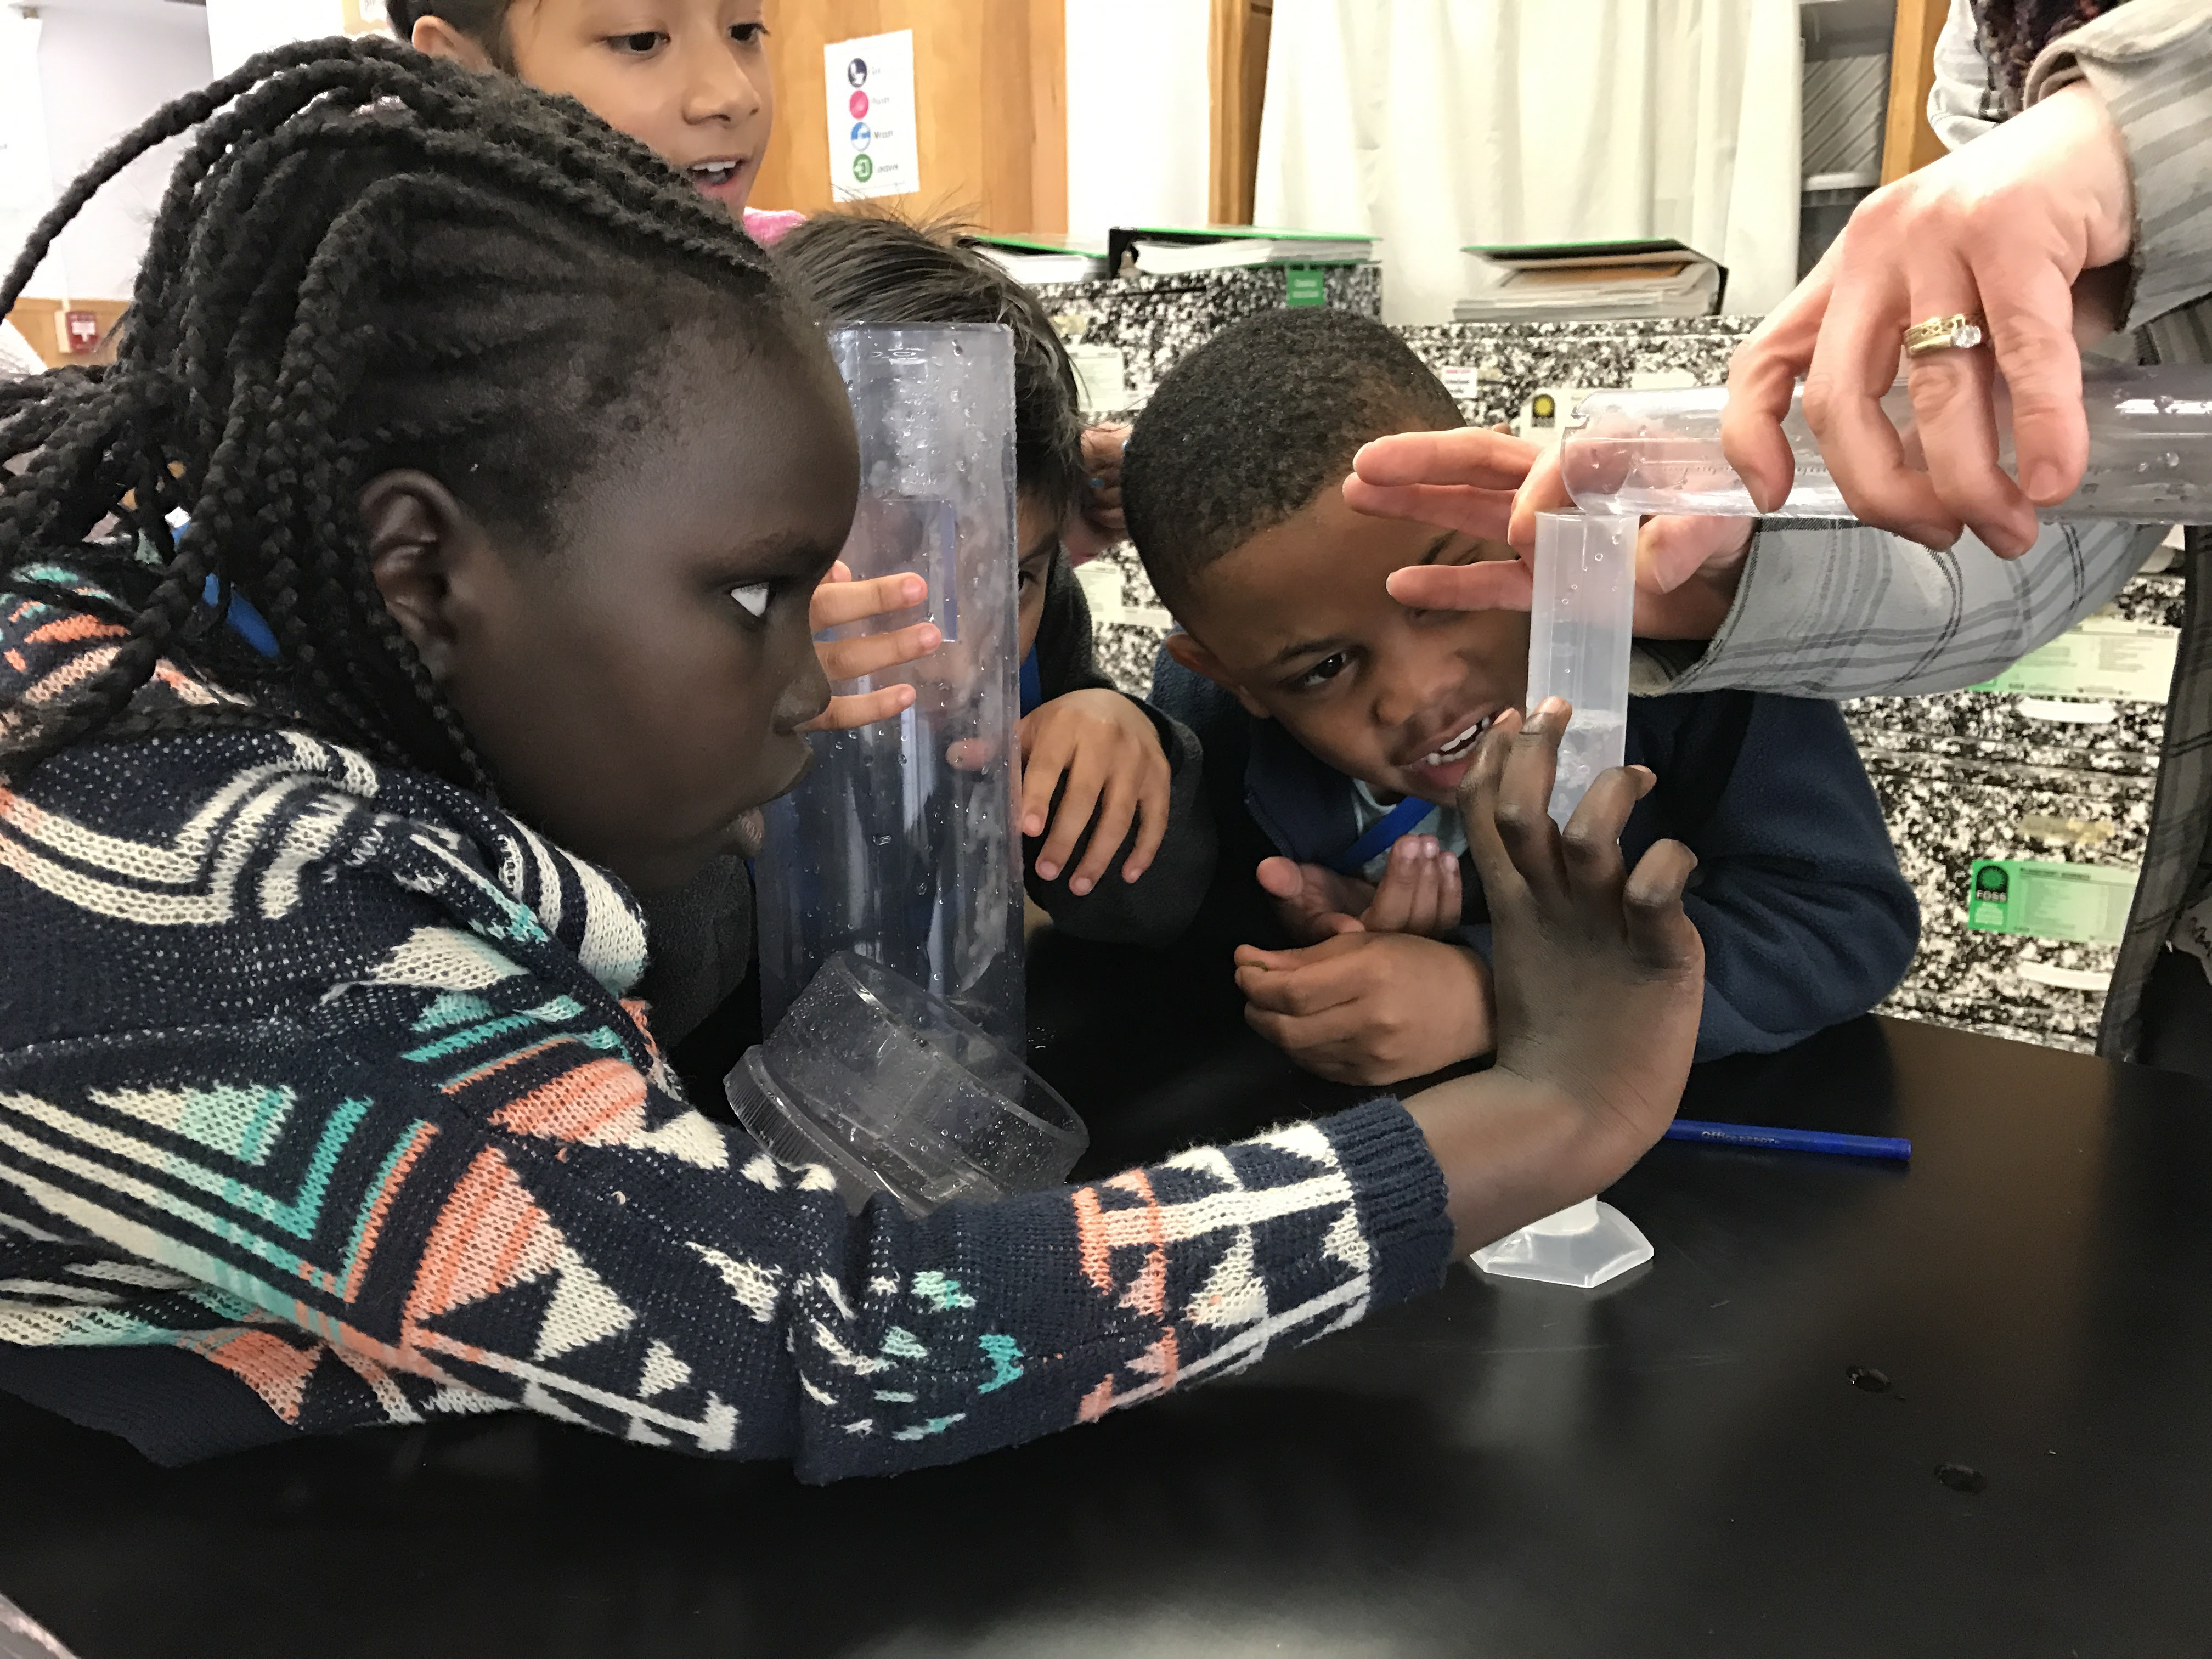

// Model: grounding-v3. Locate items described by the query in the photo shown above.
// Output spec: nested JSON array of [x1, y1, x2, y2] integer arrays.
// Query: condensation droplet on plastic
[[1934, 1462, 1986, 1494]]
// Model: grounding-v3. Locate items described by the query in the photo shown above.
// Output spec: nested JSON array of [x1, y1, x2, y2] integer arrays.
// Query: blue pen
[[1664, 1119, 1912, 1161]]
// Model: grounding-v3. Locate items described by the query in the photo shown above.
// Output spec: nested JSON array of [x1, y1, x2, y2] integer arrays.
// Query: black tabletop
[[5, 934, 2212, 1657]]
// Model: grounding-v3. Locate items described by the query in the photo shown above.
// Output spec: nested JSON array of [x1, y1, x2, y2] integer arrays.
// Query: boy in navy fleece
[[1124, 309, 1917, 1085]]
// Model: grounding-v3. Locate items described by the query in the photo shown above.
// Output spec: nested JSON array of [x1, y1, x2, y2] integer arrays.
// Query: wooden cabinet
[[751, 0, 1065, 234]]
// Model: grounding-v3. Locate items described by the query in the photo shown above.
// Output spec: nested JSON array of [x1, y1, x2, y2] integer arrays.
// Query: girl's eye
[[730, 582, 773, 618], [1293, 652, 1350, 692], [731, 21, 768, 44], [611, 30, 665, 54]]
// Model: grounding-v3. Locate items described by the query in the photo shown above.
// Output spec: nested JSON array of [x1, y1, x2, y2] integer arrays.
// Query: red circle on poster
[[849, 89, 870, 119]]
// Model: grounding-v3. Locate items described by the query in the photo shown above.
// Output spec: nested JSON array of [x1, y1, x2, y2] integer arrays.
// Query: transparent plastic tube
[[753, 325, 1025, 1055], [1561, 364, 2212, 521], [1471, 511, 1652, 1289], [1526, 512, 1637, 826]]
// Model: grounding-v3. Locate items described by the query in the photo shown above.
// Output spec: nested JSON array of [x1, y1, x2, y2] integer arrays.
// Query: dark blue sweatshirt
[[1152, 654, 1919, 1063]]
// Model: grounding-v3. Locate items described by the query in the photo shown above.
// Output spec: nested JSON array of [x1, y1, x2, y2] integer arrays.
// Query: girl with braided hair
[[0, 41, 1718, 1479]]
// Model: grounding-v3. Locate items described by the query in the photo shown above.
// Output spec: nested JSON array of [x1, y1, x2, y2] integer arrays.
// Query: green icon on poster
[[853, 154, 874, 183]]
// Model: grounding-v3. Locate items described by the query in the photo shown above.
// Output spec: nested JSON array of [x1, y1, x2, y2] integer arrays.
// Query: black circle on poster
[[847, 58, 868, 87]]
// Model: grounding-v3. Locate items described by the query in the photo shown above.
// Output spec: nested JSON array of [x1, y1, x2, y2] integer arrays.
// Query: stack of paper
[[1109, 224, 1376, 277], [970, 234, 1108, 285], [1453, 240, 1725, 323]]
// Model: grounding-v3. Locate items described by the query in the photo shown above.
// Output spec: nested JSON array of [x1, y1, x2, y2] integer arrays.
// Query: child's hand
[[1019, 688, 1171, 895], [1234, 932, 1492, 1086], [1458, 699, 1703, 1163], [800, 563, 942, 731], [1063, 423, 1131, 564], [1256, 835, 1464, 943]]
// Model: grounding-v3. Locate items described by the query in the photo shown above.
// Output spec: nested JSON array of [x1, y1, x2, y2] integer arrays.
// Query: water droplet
[[2137, 460, 2152, 473], [1934, 1462, 1986, 1494], [1847, 1365, 1889, 1393], [2166, 452, 2182, 468]]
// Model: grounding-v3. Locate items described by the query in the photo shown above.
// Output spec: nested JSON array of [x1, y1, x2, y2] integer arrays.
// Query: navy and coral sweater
[[1153, 653, 1920, 1062], [0, 567, 1453, 1472]]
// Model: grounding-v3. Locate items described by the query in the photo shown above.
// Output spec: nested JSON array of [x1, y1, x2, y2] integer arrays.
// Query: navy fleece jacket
[[1153, 652, 1918, 1063]]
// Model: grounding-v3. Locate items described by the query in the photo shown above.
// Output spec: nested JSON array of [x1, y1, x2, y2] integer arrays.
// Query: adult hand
[[801, 563, 939, 731], [1722, 81, 2134, 558], [1348, 432, 1752, 640]]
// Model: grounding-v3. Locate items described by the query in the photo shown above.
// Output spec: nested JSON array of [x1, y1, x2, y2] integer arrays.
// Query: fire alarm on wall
[[54, 309, 101, 356]]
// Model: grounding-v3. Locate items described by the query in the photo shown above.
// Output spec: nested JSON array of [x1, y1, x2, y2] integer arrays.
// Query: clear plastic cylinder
[[1561, 364, 2212, 522], [1526, 512, 1637, 825], [753, 325, 1025, 1055]]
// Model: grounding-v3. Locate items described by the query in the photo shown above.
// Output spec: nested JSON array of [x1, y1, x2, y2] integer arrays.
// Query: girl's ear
[[360, 469, 483, 684], [409, 14, 498, 71], [1164, 628, 1271, 720]]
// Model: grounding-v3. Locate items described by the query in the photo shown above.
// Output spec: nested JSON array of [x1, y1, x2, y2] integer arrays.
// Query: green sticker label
[[1970, 617, 2177, 703], [1284, 266, 1327, 307], [1966, 859, 2137, 945]]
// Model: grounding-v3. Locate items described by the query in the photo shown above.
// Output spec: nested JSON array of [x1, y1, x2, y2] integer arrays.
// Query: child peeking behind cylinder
[[772, 211, 1217, 945], [1125, 308, 1920, 1086]]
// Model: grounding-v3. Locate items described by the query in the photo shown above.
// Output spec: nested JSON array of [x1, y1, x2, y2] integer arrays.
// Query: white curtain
[[1255, 0, 1803, 324]]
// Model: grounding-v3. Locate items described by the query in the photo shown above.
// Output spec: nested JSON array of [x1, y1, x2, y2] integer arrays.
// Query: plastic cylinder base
[[1470, 1198, 1654, 1290]]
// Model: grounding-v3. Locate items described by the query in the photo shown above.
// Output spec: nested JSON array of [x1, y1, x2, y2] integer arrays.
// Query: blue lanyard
[[200, 575, 279, 657], [1019, 647, 1042, 715], [1323, 794, 1434, 875]]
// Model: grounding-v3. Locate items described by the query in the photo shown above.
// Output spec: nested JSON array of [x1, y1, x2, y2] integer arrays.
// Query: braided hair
[[1979, 0, 2125, 103], [0, 36, 822, 790]]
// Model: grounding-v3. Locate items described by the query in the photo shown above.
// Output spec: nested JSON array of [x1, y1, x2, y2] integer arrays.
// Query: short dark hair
[[1123, 308, 1460, 610], [774, 210, 1087, 521]]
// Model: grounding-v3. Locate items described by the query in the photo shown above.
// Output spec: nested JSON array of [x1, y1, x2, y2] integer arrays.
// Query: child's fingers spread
[[1017, 720, 1076, 840], [1458, 709, 1532, 905], [810, 570, 925, 631], [816, 620, 940, 686], [1557, 764, 1650, 903], [1034, 753, 1109, 882], [1069, 776, 1138, 895], [800, 683, 917, 733], [1491, 699, 1569, 901], [1124, 760, 1171, 881], [1622, 839, 1704, 971]]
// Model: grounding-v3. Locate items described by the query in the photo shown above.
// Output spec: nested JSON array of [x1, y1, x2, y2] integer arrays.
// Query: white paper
[[825, 31, 918, 202]]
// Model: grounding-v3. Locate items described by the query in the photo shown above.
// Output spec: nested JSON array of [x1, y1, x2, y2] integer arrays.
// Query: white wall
[[0, 10, 64, 297], [1064, 0, 1211, 250], [29, 0, 215, 300], [204, 0, 347, 79]]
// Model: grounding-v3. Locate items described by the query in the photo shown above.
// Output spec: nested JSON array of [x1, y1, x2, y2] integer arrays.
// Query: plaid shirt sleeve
[[1653, 519, 2160, 701], [2025, 0, 2212, 335]]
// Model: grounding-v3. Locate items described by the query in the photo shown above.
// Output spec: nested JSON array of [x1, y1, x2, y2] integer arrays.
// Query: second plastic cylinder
[[1562, 364, 2212, 522], [1527, 512, 1638, 825], [752, 325, 1026, 1056]]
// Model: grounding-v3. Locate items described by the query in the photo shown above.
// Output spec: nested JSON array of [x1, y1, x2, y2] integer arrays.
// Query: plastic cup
[[725, 952, 1087, 1217]]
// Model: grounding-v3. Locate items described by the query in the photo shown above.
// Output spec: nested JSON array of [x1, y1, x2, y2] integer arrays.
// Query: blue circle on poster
[[850, 121, 872, 150]]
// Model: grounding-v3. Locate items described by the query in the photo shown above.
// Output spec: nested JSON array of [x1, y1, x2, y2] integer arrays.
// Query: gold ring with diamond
[[1904, 313, 1987, 356]]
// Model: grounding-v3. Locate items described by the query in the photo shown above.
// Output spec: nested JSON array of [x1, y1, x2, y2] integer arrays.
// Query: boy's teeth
[[691, 163, 736, 185], [1420, 714, 1493, 768]]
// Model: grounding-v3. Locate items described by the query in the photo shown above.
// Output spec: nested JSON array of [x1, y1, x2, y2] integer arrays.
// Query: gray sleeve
[[2023, 0, 2212, 332], [1654, 518, 2160, 699], [1928, 0, 2005, 151]]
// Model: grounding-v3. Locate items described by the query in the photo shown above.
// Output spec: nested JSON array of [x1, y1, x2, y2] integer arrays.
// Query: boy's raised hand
[[1235, 932, 1492, 1086], [1256, 834, 1463, 943], [1019, 688, 1172, 896], [1458, 699, 1703, 1155], [800, 562, 943, 732], [1062, 423, 1132, 566]]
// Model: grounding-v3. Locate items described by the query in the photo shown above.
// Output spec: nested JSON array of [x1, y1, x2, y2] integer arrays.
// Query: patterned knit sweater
[[0, 567, 1454, 1474]]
